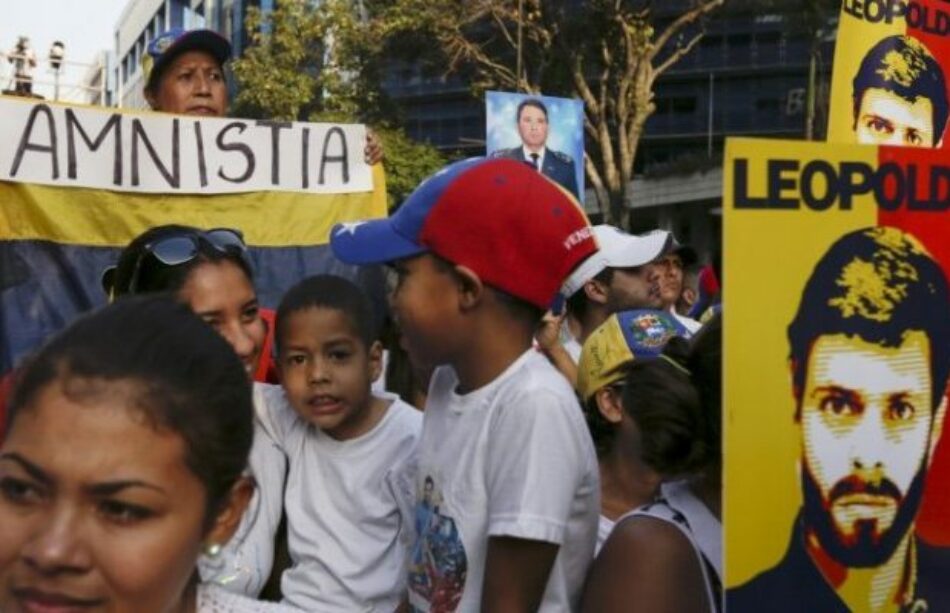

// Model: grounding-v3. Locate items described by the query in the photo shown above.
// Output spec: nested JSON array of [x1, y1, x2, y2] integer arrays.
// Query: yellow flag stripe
[[0, 165, 387, 247]]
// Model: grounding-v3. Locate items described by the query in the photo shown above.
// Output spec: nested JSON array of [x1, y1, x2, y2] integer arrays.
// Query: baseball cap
[[330, 157, 597, 310], [143, 28, 231, 90], [576, 308, 688, 401], [561, 225, 672, 297]]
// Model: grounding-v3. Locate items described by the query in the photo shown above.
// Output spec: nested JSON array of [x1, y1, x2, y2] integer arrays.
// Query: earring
[[204, 543, 222, 558]]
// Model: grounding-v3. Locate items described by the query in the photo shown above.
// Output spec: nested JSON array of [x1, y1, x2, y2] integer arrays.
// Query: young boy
[[330, 158, 601, 611], [256, 274, 421, 611]]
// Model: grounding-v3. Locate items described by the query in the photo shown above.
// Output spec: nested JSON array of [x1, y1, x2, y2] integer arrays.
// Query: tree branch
[[650, 0, 722, 61], [655, 30, 703, 78]]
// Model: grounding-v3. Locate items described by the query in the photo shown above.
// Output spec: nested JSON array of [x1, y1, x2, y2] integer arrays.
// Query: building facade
[[113, 0, 273, 109], [381, 1, 834, 257]]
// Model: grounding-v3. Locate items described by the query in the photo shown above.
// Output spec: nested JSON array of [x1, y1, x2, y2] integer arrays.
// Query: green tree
[[231, 0, 444, 207], [380, 0, 723, 227]]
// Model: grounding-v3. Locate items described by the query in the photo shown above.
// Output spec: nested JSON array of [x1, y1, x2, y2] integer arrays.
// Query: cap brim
[[608, 231, 671, 268], [330, 218, 427, 265]]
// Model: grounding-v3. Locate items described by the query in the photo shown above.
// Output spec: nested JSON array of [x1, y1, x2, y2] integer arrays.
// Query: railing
[[0, 51, 107, 104]]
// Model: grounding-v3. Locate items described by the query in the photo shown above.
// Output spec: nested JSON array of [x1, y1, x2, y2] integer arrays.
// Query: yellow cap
[[576, 309, 688, 401]]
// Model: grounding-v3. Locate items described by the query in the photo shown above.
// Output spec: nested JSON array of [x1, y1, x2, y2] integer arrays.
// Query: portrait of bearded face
[[782, 227, 950, 575], [798, 331, 938, 568]]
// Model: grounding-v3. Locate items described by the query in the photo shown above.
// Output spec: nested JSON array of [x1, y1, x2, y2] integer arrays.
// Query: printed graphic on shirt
[[408, 475, 467, 612]]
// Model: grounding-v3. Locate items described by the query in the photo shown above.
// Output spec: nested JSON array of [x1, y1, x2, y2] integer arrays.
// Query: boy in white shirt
[[330, 158, 601, 611], [256, 274, 421, 611]]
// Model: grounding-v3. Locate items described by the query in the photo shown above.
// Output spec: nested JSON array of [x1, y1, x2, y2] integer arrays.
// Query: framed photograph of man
[[827, 0, 950, 149], [723, 137, 950, 612], [485, 91, 585, 202]]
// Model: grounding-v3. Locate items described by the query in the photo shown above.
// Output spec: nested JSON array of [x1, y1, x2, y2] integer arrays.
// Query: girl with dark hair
[[0, 296, 296, 612], [574, 309, 691, 554], [103, 224, 286, 598], [582, 314, 723, 613]]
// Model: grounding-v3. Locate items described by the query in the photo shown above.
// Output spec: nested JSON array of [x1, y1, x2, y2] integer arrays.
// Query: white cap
[[561, 225, 672, 297]]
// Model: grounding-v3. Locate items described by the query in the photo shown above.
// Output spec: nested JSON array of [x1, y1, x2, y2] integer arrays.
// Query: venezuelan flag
[[0, 97, 386, 397]]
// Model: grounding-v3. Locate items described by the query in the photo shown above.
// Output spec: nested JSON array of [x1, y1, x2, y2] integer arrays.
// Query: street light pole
[[49, 40, 65, 102]]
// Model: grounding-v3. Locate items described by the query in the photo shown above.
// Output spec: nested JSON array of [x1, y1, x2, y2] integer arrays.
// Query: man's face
[[854, 87, 936, 148], [653, 254, 684, 310], [799, 331, 936, 567], [517, 105, 549, 151], [604, 265, 662, 312]]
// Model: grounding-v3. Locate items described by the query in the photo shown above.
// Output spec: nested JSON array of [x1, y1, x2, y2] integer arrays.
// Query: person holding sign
[[852, 35, 948, 148], [141, 28, 383, 162], [491, 98, 580, 199], [728, 227, 950, 612]]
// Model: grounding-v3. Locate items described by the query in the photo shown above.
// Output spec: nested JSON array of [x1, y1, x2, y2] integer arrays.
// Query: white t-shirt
[[669, 307, 702, 336], [200, 382, 287, 597], [560, 319, 583, 363], [256, 384, 421, 612], [196, 582, 300, 612], [596, 515, 615, 556], [407, 350, 599, 612]]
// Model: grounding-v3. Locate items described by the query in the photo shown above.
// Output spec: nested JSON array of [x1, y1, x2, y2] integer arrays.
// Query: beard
[[801, 460, 927, 568]]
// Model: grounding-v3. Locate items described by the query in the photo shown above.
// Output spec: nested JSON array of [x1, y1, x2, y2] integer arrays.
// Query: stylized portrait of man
[[728, 227, 950, 611], [852, 35, 949, 148], [491, 98, 579, 198]]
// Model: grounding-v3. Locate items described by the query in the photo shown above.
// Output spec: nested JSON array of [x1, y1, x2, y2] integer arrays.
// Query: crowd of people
[[0, 27, 724, 612]]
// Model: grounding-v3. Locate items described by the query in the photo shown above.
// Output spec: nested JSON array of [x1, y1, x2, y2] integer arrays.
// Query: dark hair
[[275, 274, 378, 352], [517, 98, 548, 122], [787, 227, 950, 415], [584, 386, 622, 458], [8, 296, 254, 527], [687, 312, 721, 468], [852, 35, 949, 146], [619, 337, 707, 476], [566, 268, 614, 320], [107, 224, 253, 299]]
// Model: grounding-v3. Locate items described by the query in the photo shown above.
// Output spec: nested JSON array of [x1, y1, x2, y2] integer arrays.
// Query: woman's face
[[146, 50, 227, 117], [178, 259, 266, 379], [0, 378, 210, 612]]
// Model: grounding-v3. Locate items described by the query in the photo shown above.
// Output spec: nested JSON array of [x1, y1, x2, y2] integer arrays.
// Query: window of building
[[656, 96, 698, 116]]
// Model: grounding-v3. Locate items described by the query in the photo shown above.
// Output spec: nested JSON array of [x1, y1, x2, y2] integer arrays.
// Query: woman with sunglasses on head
[[0, 296, 298, 612], [103, 224, 286, 599], [141, 28, 383, 163]]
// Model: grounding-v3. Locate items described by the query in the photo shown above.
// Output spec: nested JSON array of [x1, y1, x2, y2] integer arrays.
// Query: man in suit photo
[[491, 98, 579, 199]]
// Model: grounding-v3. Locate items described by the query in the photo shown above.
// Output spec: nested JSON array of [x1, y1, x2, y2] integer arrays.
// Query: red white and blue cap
[[330, 157, 598, 310], [144, 28, 231, 89]]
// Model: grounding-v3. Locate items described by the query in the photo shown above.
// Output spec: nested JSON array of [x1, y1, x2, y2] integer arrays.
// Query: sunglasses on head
[[104, 228, 248, 298]]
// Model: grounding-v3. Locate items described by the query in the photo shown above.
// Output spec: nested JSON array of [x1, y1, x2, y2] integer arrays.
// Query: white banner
[[0, 97, 372, 195]]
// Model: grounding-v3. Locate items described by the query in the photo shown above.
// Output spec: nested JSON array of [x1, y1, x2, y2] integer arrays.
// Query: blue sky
[[0, 0, 129, 101]]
